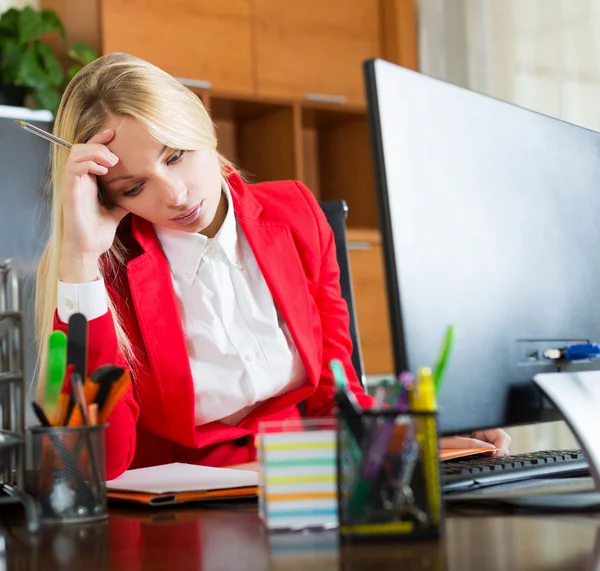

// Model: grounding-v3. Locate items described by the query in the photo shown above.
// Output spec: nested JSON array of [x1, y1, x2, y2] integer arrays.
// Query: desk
[[2, 505, 600, 570]]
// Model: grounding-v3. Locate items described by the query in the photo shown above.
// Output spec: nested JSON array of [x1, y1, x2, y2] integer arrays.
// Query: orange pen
[[53, 364, 74, 426], [97, 369, 131, 423], [66, 365, 125, 427]]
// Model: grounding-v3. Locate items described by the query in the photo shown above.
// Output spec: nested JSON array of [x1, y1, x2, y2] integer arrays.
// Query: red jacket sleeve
[[294, 183, 376, 416], [53, 309, 139, 479]]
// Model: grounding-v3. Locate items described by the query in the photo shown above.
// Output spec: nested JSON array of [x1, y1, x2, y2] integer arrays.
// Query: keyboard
[[442, 449, 589, 493]]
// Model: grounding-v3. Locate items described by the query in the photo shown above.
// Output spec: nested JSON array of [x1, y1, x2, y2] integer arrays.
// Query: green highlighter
[[45, 331, 68, 416], [433, 325, 455, 394]]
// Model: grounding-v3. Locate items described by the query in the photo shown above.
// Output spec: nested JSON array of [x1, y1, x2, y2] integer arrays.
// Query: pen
[[397, 371, 413, 413], [362, 373, 413, 479], [373, 379, 389, 408], [433, 325, 454, 394], [88, 404, 98, 426], [411, 367, 441, 525], [45, 331, 67, 417], [71, 372, 103, 498], [392, 424, 428, 527], [71, 373, 90, 427], [15, 120, 72, 148], [349, 373, 414, 516], [31, 402, 52, 428], [329, 359, 365, 443], [97, 369, 131, 423], [91, 365, 127, 409], [65, 364, 123, 427], [53, 364, 74, 426], [64, 313, 88, 425]]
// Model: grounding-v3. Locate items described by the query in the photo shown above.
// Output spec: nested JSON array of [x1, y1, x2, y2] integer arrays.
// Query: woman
[[35, 53, 510, 479]]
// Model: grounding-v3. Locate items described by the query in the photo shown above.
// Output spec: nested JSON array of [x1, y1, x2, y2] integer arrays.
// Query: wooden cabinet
[[100, 0, 254, 96], [253, 0, 381, 106], [207, 96, 299, 182], [347, 230, 394, 375], [42, 0, 417, 103], [301, 107, 378, 228]]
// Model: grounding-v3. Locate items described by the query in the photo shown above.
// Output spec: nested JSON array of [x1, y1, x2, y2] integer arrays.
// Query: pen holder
[[258, 418, 338, 532], [337, 410, 442, 541], [30, 424, 107, 525]]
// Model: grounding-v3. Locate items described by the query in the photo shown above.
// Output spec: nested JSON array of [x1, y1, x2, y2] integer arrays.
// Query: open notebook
[[106, 447, 494, 506], [106, 463, 259, 506]]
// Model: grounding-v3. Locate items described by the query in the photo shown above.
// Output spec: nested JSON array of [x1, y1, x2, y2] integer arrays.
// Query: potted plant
[[0, 6, 97, 114]]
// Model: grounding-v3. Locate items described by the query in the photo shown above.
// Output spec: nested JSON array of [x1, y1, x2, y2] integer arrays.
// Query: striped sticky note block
[[259, 429, 338, 530]]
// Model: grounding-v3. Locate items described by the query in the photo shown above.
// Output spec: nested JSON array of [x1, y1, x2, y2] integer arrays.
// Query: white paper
[[106, 462, 258, 494], [533, 371, 600, 489]]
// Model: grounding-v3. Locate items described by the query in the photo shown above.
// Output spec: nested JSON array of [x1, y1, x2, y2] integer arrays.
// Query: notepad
[[106, 462, 259, 506], [440, 448, 498, 461]]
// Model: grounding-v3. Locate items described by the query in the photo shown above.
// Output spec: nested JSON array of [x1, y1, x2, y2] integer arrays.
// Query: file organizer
[[0, 259, 38, 531], [258, 418, 338, 531], [337, 409, 442, 541]]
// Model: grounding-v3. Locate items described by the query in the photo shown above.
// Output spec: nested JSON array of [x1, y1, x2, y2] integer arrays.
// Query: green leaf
[[0, 9, 20, 39], [68, 42, 97, 66], [40, 9, 65, 39], [18, 6, 44, 43], [17, 44, 49, 90], [37, 42, 63, 86], [66, 64, 81, 83], [0, 38, 24, 82], [31, 86, 60, 113]]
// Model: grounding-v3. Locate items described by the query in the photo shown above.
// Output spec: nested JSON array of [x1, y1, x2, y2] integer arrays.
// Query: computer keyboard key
[[442, 449, 590, 493]]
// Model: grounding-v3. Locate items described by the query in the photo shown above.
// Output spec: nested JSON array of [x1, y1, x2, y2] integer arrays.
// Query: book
[[106, 462, 259, 506]]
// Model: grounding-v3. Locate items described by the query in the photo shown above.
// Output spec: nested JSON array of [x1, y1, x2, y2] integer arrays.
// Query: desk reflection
[[3, 506, 600, 570]]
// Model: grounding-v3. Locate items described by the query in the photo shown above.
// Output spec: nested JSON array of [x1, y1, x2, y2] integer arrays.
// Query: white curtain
[[0, 0, 37, 12], [421, 0, 600, 131], [419, 0, 600, 453]]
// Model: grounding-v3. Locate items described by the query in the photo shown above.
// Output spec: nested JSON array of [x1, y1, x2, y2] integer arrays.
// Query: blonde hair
[[35, 52, 231, 400]]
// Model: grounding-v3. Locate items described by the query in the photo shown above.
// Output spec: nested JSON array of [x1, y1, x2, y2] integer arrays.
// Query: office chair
[[319, 200, 366, 388]]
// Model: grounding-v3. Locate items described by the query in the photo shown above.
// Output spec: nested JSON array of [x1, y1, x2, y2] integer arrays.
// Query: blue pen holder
[[336, 409, 442, 541]]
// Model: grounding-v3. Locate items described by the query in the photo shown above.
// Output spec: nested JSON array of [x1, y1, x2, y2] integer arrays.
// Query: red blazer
[[53, 173, 373, 479]]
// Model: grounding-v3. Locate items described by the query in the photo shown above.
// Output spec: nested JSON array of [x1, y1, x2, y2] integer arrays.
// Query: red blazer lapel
[[127, 216, 197, 448], [126, 216, 253, 449]]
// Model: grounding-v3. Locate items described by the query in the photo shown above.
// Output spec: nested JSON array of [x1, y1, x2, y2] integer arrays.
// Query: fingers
[[87, 128, 116, 145], [473, 429, 512, 456], [71, 145, 118, 168], [71, 161, 110, 177], [67, 129, 119, 179]]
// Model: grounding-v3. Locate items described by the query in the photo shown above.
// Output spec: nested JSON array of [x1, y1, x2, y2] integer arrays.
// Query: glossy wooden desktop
[[3, 503, 600, 571]]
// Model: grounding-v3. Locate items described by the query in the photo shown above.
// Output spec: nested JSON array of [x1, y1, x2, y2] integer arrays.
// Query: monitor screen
[[364, 58, 600, 435]]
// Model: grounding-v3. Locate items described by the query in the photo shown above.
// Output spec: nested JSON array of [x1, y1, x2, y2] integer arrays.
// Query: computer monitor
[[363, 58, 600, 435]]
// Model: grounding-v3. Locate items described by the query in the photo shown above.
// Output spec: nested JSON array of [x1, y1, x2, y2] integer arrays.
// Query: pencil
[[88, 403, 98, 426], [14, 120, 72, 149]]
